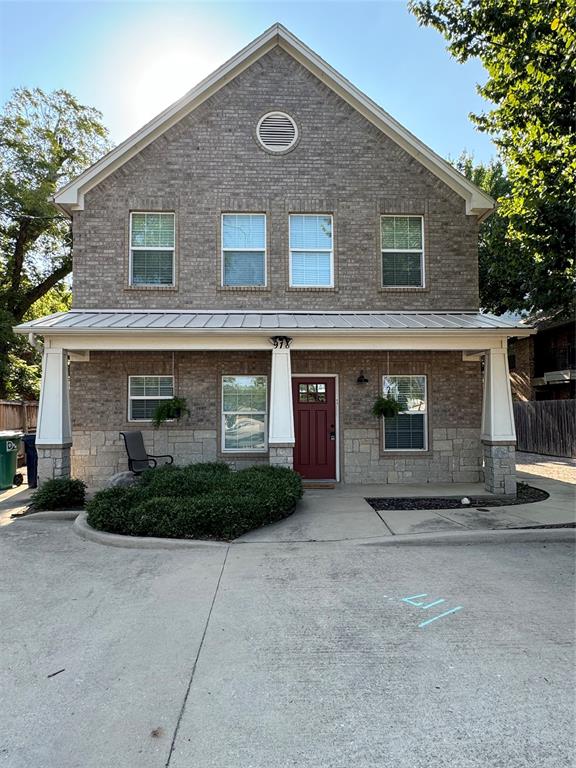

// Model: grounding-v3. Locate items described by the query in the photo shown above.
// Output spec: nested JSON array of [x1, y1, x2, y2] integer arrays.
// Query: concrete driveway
[[1, 515, 574, 768]]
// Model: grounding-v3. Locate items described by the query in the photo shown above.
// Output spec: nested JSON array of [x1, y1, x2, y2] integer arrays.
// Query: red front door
[[292, 377, 337, 480]]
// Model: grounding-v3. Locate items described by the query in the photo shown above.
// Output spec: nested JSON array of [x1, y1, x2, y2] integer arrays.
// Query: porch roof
[[15, 310, 532, 335]]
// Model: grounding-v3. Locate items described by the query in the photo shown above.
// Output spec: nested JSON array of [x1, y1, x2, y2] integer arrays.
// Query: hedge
[[86, 463, 302, 540], [31, 478, 87, 510]]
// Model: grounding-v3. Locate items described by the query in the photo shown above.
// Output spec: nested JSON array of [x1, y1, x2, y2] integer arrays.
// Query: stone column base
[[37, 444, 72, 485], [482, 442, 516, 495], [269, 444, 294, 470]]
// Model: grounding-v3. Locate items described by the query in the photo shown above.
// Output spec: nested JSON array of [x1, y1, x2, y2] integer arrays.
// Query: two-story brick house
[[15, 24, 532, 493]]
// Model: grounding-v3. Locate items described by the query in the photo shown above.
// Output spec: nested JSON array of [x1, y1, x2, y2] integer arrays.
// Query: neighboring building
[[15, 24, 532, 494], [509, 318, 575, 402]]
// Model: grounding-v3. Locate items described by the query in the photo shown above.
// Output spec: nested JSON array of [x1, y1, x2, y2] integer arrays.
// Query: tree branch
[[13, 260, 71, 320]]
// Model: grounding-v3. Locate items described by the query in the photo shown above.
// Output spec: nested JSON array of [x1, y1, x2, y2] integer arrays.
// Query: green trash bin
[[0, 431, 24, 490]]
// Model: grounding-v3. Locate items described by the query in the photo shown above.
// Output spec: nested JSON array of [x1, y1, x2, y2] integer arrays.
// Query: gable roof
[[54, 23, 494, 218]]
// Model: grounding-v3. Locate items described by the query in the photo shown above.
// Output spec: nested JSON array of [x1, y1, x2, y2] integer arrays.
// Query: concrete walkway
[[241, 472, 575, 542], [1, 454, 574, 543]]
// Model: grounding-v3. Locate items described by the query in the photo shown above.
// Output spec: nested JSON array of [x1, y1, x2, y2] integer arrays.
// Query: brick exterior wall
[[71, 47, 480, 313], [70, 350, 482, 489]]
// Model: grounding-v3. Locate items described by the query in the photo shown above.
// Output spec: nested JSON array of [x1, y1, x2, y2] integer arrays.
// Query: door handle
[[329, 431, 336, 441]]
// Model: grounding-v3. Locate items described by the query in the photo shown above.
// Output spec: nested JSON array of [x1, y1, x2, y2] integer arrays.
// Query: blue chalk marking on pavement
[[401, 593, 428, 606], [418, 606, 463, 628], [421, 598, 446, 610]]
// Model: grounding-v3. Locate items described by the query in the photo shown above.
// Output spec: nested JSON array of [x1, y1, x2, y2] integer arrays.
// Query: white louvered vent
[[256, 112, 298, 152]]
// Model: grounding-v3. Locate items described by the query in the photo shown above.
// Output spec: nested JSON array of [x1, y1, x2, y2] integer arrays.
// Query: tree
[[454, 153, 530, 314], [3, 285, 72, 401], [409, 0, 575, 316], [0, 88, 111, 398]]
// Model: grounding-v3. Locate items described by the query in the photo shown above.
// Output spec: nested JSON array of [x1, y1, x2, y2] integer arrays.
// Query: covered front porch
[[15, 310, 532, 494]]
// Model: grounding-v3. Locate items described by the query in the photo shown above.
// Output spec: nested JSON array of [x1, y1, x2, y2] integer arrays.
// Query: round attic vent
[[256, 112, 298, 153]]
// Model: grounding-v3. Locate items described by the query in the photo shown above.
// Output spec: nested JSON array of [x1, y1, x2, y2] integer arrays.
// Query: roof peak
[[53, 23, 494, 218]]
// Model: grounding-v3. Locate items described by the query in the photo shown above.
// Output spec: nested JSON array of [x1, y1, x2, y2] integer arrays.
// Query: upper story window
[[381, 215, 424, 288], [289, 214, 333, 288], [130, 212, 175, 286], [222, 214, 266, 287], [382, 375, 427, 451]]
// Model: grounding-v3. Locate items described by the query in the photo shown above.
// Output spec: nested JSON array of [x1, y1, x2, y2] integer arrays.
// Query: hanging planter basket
[[372, 395, 404, 419], [152, 397, 190, 429]]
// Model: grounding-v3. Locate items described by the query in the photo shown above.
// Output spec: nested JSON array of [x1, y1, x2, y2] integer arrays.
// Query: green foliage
[[454, 153, 530, 315], [151, 396, 190, 429], [0, 87, 110, 398], [2, 285, 71, 400], [409, 0, 575, 316], [31, 477, 86, 510], [372, 395, 404, 419], [86, 463, 303, 540]]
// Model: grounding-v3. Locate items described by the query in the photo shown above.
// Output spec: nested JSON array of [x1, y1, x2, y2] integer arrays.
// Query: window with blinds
[[381, 215, 424, 287], [222, 214, 266, 287], [128, 376, 174, 421], [130, 212, 175, 286], [382, 375, 427, 450], [289, 214, 333, 287]]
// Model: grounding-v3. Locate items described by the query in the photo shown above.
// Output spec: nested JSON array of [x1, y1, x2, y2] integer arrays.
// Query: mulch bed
[[366, 482, 549, 511]]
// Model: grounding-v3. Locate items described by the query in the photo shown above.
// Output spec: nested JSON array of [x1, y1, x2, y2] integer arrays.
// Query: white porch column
[[481, 348, 516, 495], [36, 348, 72, 483], [268, 339, 295, 469]]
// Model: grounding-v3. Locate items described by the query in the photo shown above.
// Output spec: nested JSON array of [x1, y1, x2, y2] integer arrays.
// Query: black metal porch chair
[[120, 431, 174, 474]]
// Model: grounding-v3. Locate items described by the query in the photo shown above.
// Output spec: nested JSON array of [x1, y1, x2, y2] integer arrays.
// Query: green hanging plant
[[152, 397, 190, 429], [372, 395, 404, 419]]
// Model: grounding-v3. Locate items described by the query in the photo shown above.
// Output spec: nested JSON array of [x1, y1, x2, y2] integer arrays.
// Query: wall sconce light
[[356, 370, 369, 384]]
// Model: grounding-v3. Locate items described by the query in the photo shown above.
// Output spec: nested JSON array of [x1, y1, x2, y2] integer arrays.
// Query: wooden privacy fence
[[514, 400, 576, 458], [0, 401, 39, 433]]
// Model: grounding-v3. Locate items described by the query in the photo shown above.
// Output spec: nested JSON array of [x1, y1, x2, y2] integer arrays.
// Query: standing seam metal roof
[[14, 311, 531, 333]]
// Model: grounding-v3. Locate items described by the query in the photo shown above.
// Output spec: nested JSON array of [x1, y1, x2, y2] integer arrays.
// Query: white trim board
[[53, 24, 494, 218], [40, 331, 516, 353]]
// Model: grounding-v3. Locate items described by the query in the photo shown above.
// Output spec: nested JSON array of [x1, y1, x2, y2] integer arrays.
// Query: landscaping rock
[[105, 471, 140, 489]]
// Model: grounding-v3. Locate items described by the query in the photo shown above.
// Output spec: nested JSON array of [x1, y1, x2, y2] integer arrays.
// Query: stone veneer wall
[[483, 443, 516, 495], [70, 349, 483, 489], [37, 445, 71, 485]]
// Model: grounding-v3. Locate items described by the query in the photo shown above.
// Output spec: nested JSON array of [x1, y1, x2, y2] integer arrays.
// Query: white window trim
[[129, 212, 176, 287], [381, 215, 425, 288], [382, 374, 428, 452], [221, 375, 268, 453], [221, 213, 267, 287], [128, 375, 174, 422], [289, 214, 334, 288]]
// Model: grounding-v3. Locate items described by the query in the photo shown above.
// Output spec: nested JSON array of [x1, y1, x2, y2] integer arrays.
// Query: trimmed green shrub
[[31, 478, 86, 510], [86, 463, 303, 540]]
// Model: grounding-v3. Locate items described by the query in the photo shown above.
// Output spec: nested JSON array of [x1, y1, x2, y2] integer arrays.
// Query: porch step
[[302, 481, 337, 490]]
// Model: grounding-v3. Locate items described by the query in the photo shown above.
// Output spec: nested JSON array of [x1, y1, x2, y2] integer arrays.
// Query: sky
[[0, 0, 497, 164]]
